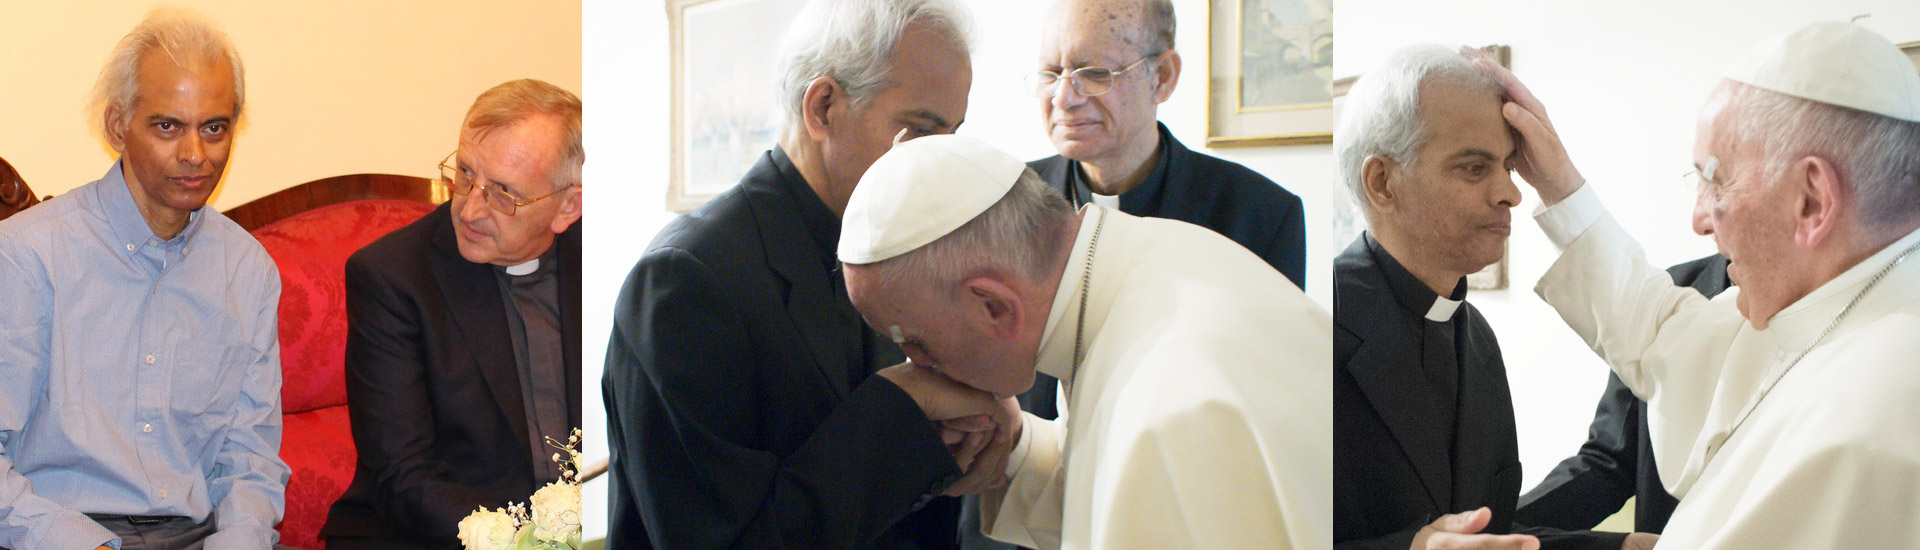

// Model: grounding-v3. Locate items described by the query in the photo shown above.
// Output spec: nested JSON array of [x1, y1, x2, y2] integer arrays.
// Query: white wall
[[0, 1, 582, 210], [581, 0, 1336, 539], [1336, 0, 1920, 501]]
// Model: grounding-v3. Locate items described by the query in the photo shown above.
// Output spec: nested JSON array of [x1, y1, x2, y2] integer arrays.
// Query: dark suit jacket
[[1029, 122, 1306, 288], [603, 148, 962, 550], [323, 203, 584, 549], [1515, 254, 1728, 533], [1333, 236, 1622, 550]]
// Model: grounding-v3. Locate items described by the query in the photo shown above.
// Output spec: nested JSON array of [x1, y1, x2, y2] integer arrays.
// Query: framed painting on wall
[[1206, 0, 1333, 147], [667, 0, 807, 212]]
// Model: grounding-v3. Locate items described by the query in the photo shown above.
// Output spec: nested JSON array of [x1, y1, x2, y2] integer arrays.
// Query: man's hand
[[876, 361, 1001, 422], [1622, 532, 1658, 550], [940, 397, 1022, 496], [1462, 46, 1585, 206], [1410, 507, 1540, 550]]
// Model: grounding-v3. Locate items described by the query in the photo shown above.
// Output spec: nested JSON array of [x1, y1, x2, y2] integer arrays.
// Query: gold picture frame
[[1206, 0, 1333, 147], [666, 0, 806, 212]]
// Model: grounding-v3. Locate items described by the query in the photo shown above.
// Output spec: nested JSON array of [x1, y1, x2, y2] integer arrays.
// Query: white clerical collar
[[1426, 294, 1463, 322], [1035, 205, 1110, 382], [1090, 192, 1120, 210], [505, 258, 540, 276]]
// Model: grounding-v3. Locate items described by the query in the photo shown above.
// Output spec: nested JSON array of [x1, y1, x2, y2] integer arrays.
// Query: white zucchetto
[[838, 135, 1027, 265], [1723, 21, 1920, 122]]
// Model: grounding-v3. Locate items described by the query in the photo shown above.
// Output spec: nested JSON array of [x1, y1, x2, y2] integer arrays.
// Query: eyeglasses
[[1682, 156, 1724, 195], [1027, 52, 1162, 98], [438, 151, 572, 216]]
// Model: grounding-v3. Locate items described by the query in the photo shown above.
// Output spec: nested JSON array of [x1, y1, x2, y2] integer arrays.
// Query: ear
[[800, 76, 842, 143], [1362, 154, 1399, 214], [960, 275, 1026, 342], [104, 106, 129, 153], [1792, 155, 1844, 247], [1151, 50, 1181, 104], [549, 186, 583, 234]]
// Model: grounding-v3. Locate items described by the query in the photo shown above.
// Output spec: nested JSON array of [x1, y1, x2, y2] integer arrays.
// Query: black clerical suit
[[603, 147, 963, 550], [1030, 122, 1306, 287], [1514, 254, 1728, 534], [323, 203, 584, 549], [1333, 234, 1623, 550]]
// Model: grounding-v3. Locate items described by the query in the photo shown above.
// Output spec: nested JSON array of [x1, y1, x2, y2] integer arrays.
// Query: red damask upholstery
[[252, 199, 436, 550]]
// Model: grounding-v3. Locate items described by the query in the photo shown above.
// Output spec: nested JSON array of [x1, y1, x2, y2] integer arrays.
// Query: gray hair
[[1717, 82, 1920, 226], [775, 0, 973, 122], [867, 169, 1077, 296], [464, 79, 585, 189], [1142, 0, 1176, 55], [1335, 44, 1500, 218], [89, 7, 245, 131]]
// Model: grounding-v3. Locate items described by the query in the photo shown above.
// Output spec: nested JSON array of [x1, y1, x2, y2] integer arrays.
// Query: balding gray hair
[[775, 0, 972, 123], [866, 169, 1077, 295], [464, 79, 585, 189], [89, 7, 245, 131], [1717, 82, 1920, 226], [1335, 44, 1500, 218]]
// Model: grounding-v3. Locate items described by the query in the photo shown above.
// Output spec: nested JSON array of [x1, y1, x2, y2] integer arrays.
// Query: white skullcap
[[1723, 21, 1920, 122], [838, 134, 1026, 264]]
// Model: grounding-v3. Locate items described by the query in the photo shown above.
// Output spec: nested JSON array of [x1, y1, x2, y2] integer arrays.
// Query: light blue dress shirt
[[0, 163, 288, 550]]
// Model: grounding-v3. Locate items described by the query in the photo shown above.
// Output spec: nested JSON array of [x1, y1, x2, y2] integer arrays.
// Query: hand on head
[[1460, 46, 1586, 205], [1412, 507, 1540, 550]]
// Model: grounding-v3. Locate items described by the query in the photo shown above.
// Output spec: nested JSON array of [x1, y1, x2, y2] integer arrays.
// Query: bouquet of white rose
[[458, 428, 585, 550]]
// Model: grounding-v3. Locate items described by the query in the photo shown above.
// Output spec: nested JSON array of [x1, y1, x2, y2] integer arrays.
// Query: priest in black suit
[[324, 80, 584, 549], [602, 2, 1015, 548], [1330, 45, 1650, 550], [1515, 254, 1728, 534]]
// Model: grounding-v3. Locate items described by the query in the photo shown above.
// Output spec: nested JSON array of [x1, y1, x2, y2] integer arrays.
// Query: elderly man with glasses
[[322, 79, 583, 550]]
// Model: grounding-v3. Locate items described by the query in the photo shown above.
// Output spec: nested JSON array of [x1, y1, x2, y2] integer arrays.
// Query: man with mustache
[[323, 79, 583, 549], [1331, 44, 1652, 550], [1510, 21, 1920, 548], [0, 9, 291, 550]]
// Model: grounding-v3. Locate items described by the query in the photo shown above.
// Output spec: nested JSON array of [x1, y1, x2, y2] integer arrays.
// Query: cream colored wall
[[0, 0, 581, 211]]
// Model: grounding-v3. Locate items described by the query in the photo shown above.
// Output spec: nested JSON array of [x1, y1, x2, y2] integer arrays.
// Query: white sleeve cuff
[[1004, 412, 1038, 478], [1534, 183, 1607, 251]]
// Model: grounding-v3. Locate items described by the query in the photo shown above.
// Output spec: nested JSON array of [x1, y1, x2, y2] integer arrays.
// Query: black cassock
[[1333, 233, 1625, 550]]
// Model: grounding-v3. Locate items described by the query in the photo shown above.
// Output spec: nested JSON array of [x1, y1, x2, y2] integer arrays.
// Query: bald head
[[1045, 0, 1174, 56]]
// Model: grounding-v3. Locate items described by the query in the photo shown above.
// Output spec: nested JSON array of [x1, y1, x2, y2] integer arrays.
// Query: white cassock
[[979, 205, 1332, 550], [1534, 185, 1920, 548]]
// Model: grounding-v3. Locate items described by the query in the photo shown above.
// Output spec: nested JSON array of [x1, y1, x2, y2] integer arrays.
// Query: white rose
[[529, 481, 583, 543], [457, 507, 520, 550]]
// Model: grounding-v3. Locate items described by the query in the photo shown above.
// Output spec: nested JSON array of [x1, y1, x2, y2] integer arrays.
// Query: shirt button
[[126, 243, 135, 251], [146, 354, 156, 364], [157, 489, 167, 498], [142, 424, 153, 433]]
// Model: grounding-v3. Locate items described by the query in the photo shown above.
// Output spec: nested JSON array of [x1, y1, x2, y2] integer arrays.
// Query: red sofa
[[252, 198, 436, 550]]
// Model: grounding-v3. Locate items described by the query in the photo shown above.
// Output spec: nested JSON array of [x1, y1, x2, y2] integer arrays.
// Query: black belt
[[85, 513, 191, 526]]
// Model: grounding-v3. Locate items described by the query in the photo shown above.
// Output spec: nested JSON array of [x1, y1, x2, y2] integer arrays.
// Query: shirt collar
[[93, 161, 206, 253], [1034, 205, 1117, 383], [1364, 231, 1467, 323], [1067, 122, 1176, 210], [771, 146, 841, 270]]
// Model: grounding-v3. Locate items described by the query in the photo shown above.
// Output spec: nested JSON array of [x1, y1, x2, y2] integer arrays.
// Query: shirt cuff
[[1534, 183, 1606, 251], [1004, 412, 1038, 478]]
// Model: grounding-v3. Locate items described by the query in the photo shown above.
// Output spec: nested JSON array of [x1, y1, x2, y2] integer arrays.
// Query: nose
[[1493, 171, 1522, 208], [1692, 192, 1715, 236], [179, 133, 205, 166], [457, 183, 491, 221], [1051, 77, 1088, 111]]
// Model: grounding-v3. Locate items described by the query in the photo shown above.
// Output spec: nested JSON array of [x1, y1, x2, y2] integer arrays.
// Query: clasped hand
[[875, 361, 1023, 496]]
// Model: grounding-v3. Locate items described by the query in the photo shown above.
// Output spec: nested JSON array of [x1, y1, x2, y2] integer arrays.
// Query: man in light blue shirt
[[0, 9, 288, 550]]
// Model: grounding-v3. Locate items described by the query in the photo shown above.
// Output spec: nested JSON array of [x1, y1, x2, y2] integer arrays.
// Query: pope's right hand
[[1411, 507, 1540, 550]]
